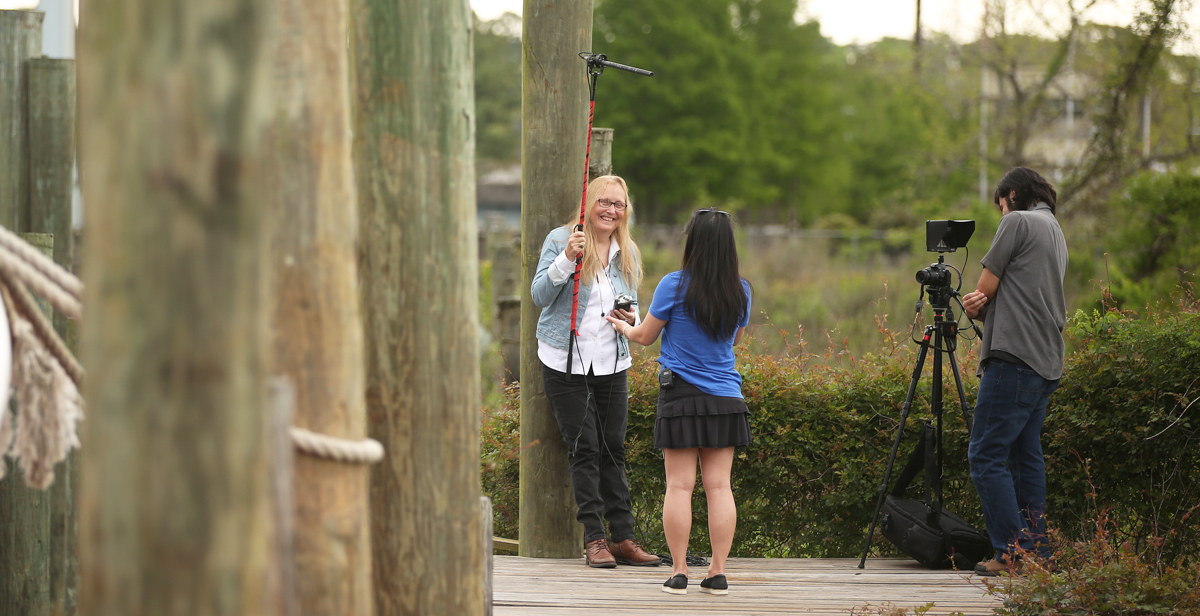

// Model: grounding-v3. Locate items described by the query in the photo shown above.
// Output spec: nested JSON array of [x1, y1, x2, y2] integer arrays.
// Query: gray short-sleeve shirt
[[977, 203, 1069, 380]]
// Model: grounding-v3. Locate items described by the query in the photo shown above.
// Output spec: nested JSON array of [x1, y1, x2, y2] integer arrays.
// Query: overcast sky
[[471, 0, 1200, 53], [2, 0, 1196, 53]]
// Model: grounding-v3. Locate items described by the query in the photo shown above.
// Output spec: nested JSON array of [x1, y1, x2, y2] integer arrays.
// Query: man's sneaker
[[974, 557, 1022, 577], [585, 538, 616, 568], [699, 574, 729, 595], [608, 539, 661, 566], [661, 573, 688, 595]]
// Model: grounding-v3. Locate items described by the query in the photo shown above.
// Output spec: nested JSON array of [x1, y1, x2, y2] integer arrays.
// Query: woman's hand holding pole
[[564, 229, 586, 261]]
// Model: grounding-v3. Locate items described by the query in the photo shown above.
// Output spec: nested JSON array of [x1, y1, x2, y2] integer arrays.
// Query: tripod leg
[[945, 344, 973, 433], [858, 328, 932, 568]]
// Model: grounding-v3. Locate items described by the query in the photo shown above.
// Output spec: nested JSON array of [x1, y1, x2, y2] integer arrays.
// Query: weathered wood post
[[0, 10, 42, 230], [490, 227, 521, 384], [349, 0, 484, 614], [0, 11, 51, 615], [76, 0, 280, 613], [518, 0, 593, 558], [1, 234, 54, 615], [589, 128, 614, 178], [27, 56, 78, 616], [265, 0, 372, 612]]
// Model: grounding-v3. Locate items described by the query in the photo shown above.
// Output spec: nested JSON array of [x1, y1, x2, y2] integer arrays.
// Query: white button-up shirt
[[537, 239, 634, 375]]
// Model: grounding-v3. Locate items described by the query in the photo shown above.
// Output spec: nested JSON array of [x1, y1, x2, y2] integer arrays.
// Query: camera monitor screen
[[925, 220, 975, 253]]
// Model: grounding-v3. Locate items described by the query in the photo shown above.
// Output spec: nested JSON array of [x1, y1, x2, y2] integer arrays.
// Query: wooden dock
[[493, 556, 1003, 615]]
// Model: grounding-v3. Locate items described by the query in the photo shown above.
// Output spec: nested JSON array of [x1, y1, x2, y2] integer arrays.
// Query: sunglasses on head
[[694, 208, 730, 217]]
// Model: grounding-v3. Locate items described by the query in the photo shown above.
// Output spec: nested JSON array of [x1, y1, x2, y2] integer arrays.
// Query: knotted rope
[[0, 226, 382, 490]]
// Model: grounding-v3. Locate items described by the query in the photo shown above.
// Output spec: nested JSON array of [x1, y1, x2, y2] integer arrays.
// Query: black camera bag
[[879, 422, 991, 570]]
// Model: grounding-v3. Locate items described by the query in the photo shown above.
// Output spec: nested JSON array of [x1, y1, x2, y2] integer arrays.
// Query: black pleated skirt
[[654, 377, 752, 450]]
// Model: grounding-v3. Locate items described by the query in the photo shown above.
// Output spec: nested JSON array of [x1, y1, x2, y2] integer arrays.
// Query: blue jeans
[[968, 358, 1059, 560]]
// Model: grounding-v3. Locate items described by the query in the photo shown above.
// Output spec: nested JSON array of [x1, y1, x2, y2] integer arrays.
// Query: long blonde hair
[[563, 175, 643, 289]]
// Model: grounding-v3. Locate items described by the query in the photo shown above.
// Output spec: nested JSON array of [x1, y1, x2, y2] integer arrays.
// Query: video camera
[[916, 220, 975, 310]]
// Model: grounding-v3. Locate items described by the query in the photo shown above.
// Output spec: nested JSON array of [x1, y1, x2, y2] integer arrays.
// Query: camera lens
[[916, 265, 950, 287]]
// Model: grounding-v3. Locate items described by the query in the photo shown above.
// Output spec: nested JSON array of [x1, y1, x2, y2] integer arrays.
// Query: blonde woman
[[531, 175, 660, 568]]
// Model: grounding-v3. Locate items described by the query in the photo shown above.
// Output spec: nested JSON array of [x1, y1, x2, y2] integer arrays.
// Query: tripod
[[857, 281, 974, 569]]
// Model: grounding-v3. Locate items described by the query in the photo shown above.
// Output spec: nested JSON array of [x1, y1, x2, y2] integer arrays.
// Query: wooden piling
[[0, 234, 54, 616], [76, 0, 280, 612], [589, 128, 614, 178], [0, 10, 42, 231], [518, 0, 593, 559], [265, 0, 372, 612], [27, 56, 78, 616], [0, 14, 56, 616], [349, 0, 484, 613], [490, 228, 521, 384]]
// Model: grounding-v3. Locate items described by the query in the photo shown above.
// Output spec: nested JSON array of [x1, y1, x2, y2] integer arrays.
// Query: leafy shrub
[[1045, 305, 1200, 564], [480, 383, 520, 546], [989, 524, 1200, 616], [481, 300, 1200, 565]]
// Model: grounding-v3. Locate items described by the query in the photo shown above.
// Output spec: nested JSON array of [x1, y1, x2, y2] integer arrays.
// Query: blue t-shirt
[[648, 271, 752, 398]]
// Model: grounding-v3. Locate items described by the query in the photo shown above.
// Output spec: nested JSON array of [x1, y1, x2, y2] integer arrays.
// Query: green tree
[[1100, 171, 1200, 308], [475, 12, 522, 167]]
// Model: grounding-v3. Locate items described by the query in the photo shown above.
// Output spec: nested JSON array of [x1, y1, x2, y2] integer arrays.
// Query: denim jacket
[[532, 226, 639, 362]]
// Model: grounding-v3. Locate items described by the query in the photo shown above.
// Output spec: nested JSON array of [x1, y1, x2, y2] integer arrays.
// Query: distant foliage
[[482, 299, 1200, 563], [1098, 171, 1200, 310]]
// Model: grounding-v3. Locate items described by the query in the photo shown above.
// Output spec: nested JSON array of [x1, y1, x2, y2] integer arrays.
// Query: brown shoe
[[974, 557, 1023, 577], [585, 538, 616, 568], [608, 538, 662, 566]]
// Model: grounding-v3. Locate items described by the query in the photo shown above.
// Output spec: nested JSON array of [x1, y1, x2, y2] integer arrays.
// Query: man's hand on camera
[[962, 290, 988, 319]]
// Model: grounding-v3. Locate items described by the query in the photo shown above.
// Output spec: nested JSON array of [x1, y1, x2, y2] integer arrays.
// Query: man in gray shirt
[[962, 167, 1068, 576]]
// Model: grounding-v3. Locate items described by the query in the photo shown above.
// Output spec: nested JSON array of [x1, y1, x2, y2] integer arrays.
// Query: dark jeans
[[968, 358, 1060, 560], [541, 362, 636, 543]]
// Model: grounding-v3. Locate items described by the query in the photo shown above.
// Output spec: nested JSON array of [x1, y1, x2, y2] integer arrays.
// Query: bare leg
[[662, 448, 698, 576], [699, 447, 736, 577]]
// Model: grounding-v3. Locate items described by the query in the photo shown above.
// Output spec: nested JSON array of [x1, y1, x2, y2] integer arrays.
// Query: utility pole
[[979, 2, 990, 203], [914, 0, 922, 71], [519, 0, 593, 558]]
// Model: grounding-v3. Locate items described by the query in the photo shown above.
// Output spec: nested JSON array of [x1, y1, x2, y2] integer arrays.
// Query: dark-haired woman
[[531, 175, 661, 569], [606, 208, 752, 596]]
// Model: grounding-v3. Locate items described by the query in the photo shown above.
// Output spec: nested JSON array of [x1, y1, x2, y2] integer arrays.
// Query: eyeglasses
[[596, 198, 628, 211], [694, 208, 730, 217]]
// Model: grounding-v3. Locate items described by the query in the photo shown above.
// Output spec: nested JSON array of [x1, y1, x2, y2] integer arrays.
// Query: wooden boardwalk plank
[[493, 557, 1003, 615]]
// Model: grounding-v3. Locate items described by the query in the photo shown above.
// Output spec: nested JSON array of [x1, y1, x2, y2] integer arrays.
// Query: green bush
[[989, 525, 1200, 616], [481, 301, 1200, 564]]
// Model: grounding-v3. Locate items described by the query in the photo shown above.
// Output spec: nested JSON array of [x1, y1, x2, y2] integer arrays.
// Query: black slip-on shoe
[[661, 573, 688, 595], [699, 574, 728, 595]]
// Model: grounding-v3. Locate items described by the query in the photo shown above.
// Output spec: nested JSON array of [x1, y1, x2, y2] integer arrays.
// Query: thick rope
[[1, 279, 83, 387], [0, 224, 83, 299], [0, 242, 81, 320], [290, 427, 384, 464]]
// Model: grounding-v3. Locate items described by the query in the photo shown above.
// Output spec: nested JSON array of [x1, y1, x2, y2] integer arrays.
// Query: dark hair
[[993, 167, 1058, 214], [679, 209, 749, 341]]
